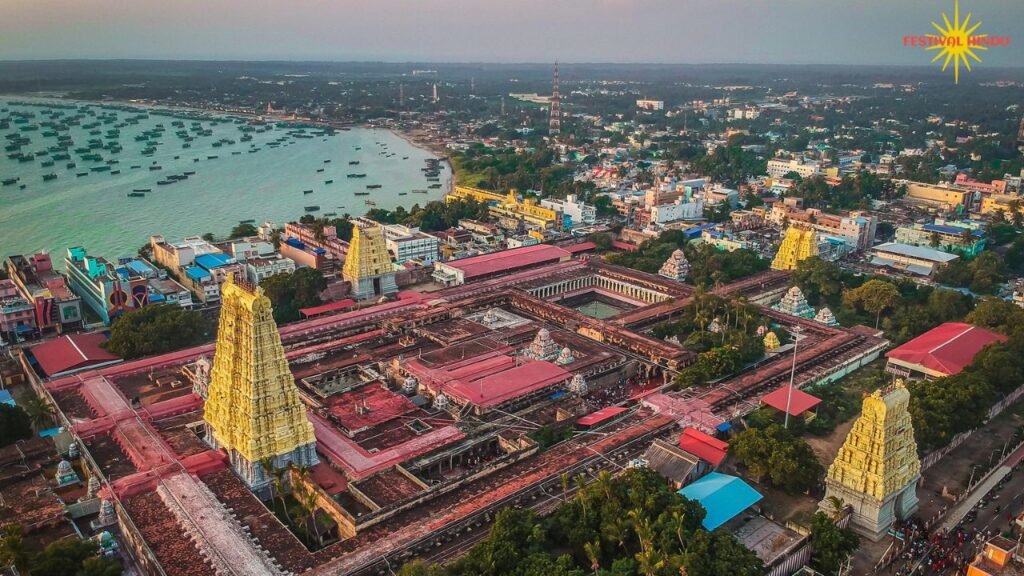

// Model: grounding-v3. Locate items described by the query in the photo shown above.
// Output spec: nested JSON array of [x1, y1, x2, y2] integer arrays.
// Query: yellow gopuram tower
[[771, 226, 819, 271], [343, 219, 398, 299], [821, 380, 921, 541], [203, 275, 318, 496]]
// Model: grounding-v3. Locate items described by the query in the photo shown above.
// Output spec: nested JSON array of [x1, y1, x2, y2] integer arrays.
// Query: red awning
[[761, 386, 822, 417], [578, 406, 628, 426]]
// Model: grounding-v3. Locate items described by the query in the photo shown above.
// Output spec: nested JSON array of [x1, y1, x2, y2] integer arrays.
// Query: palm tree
[[22, 395, 54, 431], [595, 470, 614, 501], [670, 510, 688, 550], [575, 473, 589, 520], [302, 489, 321, 545], [0, 524, 29, 575], [560, 472, 570, 502], [824, 495, 846, 521], [583, 540, 602, 575]]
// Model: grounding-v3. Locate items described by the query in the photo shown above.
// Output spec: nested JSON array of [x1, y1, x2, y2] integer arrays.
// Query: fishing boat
[[347, 173, 367, 178], [348, 161, 360, 165], [157, 180, 174, 185], [365, 200, 376, 206], [303, 190, 314, 194], [133, 188, 151, 192], [239, 219, 255, 224], [317, 168, 325, 173], [366, 184, 382, 189], [76, 172, 88, 177], [127, 192, 145, 198], [412, 189, 428, 194], [1, 178, 18, 186], [110, 170, 120, 175], [428, 183, 442, 189], [324, 160, 331, 163], [304, 205, 320, 212], [354, 191, 370, 196], [398, 192, 407, 196], [325, 179, 334, 184], [149, 165, 162, 171], [207, 155, 218, 159]]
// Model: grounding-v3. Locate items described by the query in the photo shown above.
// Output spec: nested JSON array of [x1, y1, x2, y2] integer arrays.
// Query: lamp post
[[784, 326, 803, 429]]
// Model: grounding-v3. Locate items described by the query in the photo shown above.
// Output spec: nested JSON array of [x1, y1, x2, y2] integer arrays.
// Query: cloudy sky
[[2, 0, 1021, 65]]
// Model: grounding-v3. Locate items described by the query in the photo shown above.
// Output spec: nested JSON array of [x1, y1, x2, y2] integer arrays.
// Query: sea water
[[0, 97, 449, 264]]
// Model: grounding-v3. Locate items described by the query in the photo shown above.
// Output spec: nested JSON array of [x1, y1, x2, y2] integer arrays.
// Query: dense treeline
[[102, 305, 211, 360], [606, 230, 768, 287], [398, 468, 763, 576], [364, 198, 491, 232]]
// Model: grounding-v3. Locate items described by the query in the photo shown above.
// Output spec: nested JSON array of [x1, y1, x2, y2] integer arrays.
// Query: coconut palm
[[824, 495, 846, 521], [22, 395, 54, 430], [583, 540, 601, 575], [0, 524, 29, 574], [560, 472, 570, 502]]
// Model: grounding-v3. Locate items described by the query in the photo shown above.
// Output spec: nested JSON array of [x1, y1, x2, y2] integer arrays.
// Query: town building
[[540, 194, 597, 228], [203, 276, 318, 497], [821, 381, 920, 541], [635, 99, 665, 111], [649, 198, 704, 224], [869, 242, 959, 277], [0, 279, 36, 342], [767, 157, 822, 179], [448, 186, 559, 229], [955, 173, 1007, 195], [343, 220, 398, 299], [704, 186, 739, 207], [278, 221, 349, 272], [966, 536, 1022, 576], [150, 235, 244, 303], [65, 247, 193, 324], [769, 201, 877, 250], [979, 193, 1024, 218], [894, 222, 986, 257], [381, 223, 441, 264], [432, 244, 571, 286], [885, 322, 1007, 380], [4, 253, 82, 334], [904, 182, 972, 212], [244, 255, 296, 283]]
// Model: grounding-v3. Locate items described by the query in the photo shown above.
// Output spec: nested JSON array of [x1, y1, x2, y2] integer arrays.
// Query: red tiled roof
[[886, 322, 1007, 377], [446, 360, 571, 408], [299, 299, 356, 318], [30, 333, 121, 377], [761, 386, 822, 417], [565, 241, 598, 254], [578, 406, 628, 426], [446, 244, 570, 280], [678, 427, 728, 467], [611, 240, 639, 251]]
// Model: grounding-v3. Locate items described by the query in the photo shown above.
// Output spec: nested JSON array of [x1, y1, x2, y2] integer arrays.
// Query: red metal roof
[[886, 322, 1007, 377], [577, 406, 628, 426], [611, 240, 640, 251], [678, 427, 728, 467], [446, 360, 571, 408], [446, 244, 570, 280], [299, 298, 357, 318], [30, 333, 120, 377], [565, 241, 598, 254], [761, 386, 822, 417]]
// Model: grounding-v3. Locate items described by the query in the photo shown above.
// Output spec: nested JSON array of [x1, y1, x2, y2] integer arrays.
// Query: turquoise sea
[[0, 97, 449, 266]]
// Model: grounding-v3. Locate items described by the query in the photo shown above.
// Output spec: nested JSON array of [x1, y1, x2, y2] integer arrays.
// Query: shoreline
[[388, 127, 455, 196]]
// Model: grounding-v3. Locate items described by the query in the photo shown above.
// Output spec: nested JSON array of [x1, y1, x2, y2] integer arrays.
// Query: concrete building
[[150, 235, 243, 303], [650, 198, 704, 224], [966, 536, 1022, 576], [636, 99, 665, 111], [885, 322, 1006, 380], [869, 242, 959, 277], [4, 253, 82, 334], [540, 194, 597, 228], [65, 247, 193, 324], [979, 193, 1024, 218], [770, 203, 878, 251], [0, 279, 37, 342], [904, 182, 972, 212], [432, 244, 571, 287], [894, 222, 986, 257], [704, 186, 739, 207], [382, 224, 441, 264], [280, 221, 349, 271], [767, 157, 822, 179], [244, 256, 296, 284]]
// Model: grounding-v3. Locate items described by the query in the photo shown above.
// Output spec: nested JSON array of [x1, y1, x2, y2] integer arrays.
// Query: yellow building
[[343, 219, 398, 299], [980, 193, 1024, 218], [821, 380, 920, 540], [448, 185, 559, 229], [771, 226, 818, 271], [905, 182, 971, 211], [204, 275, 318, 496]]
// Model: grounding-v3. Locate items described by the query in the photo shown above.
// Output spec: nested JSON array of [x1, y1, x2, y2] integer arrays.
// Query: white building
[[704, 186, 739, 207], [227, 238, 277, 261], [382, 224, 440, 264], [636, 99, 665, 111], [767, 158, 822, 179], [244, 255, 296, 283], [540, 194, 597, 227], [650, 199, 704, 224]]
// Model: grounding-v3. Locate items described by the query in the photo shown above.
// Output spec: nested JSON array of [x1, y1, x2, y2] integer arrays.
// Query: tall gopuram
[[343, 219, 397, 299], [773, 286, 816, 319], [771, 226, 818, 271], [821, 380, 921, 541], [203, 275, 318, 497], [658, 248, 689, 282]]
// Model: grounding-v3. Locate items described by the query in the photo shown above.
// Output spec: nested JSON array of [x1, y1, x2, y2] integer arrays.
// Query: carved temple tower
[[771, 226, 818, 271], [203, 275, 318, 497], [821, 380, 921, 541], [659, 249, 690, 282], [343, 219, 397, 299]]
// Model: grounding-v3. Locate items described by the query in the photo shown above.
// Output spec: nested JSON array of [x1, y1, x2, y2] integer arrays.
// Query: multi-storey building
[[0, 279, 37, 342], [150, 236, 242, 303], [4, 253, 82, 334], [244, 256, 296, 283], [904, 182, 973, 212], [540, 194, 597, 228], [769, 203, 877, 251], [65, 247, 194, 324], [894, 222, 987, 257], [381, 223, 441, 264], [635, 99, 664, 111], [767, 157, 822, 179]]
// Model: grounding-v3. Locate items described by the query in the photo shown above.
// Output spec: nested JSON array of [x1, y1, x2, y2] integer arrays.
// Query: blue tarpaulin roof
[[195, 253, 234, 270], [922, 223, 983, 238], [678, 472, 763, 530], [185, 266, 211, 281]]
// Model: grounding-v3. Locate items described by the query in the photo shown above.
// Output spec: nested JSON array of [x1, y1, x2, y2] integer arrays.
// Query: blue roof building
[[678, 472, 763, 531]]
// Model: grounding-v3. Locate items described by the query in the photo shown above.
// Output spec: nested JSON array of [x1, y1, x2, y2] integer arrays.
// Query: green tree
[[259, 267, 328, 324], [792, 257, 847, 306], [229, 222, 259, 239], [929, 231, 942, 248], [730, 424, 823, 494], [0, 404, 33, 447], [102, 305, 211, 360], [21, 395, 54, 431], [843, 279, 901, 328], [0, 524, 29, 574], [31, 537, 122, 576], [809, 512, 859, 576]]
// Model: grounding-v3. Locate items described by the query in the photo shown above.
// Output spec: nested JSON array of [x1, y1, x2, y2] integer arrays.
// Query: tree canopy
[[842, 279, 901, 328], [259, 267, 328, 324], [102, 304, 211, 360], [0, 405, 32, 448], [730, 423, 823, 494]]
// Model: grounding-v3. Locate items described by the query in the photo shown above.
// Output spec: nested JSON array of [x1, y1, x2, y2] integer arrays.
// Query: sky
[[2, 0, 1022, 66]]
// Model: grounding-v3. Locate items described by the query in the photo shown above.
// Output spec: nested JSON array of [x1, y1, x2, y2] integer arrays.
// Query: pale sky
[[2, 0, 1022, 66]]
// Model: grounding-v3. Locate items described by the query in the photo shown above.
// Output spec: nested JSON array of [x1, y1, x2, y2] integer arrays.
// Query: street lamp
[[784, 325, 803, 429]]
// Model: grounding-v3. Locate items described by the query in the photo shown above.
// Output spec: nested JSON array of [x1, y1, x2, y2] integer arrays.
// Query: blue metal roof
[[678, 472, 763, 530], [185, 266, 211, 281], [922, 223, 983, 237], [194, 253, 234, 270], [127, 259, 154, 276]]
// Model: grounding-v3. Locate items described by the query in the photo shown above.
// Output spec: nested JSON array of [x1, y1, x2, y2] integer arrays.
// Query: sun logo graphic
[[903, 0, 1011, 84]]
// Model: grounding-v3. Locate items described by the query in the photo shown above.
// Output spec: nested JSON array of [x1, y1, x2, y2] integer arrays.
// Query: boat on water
[[2, 178, 18, 186], [399, 192, 407, 196], [130, 165, 141, 169], [304, 206, 320, 212], [157, 180, 174, 185], [207, 155, 218, 159], [239, 219, 255, 224], [19, 184, 26, 190], [303, 190, 314, 194], [66, 163, 76, 169], [367, 184, 382, 189], [127, 192, 145, 198], [41, 160, 54, 167], [365, 200, 376, 206], [149, 165, 162, 171], [76, 172, 88, 177], [184, 171, 195, 176], [133, 188, 151, 192], [325, 179, 334, 184], [347, 173, 367, 178], [402, 156, 409, 160], [92, 166, 111, 172], [324, 160, 331, 163], [317, 168, 325, 173], [428, 183, 442, 189], [42, 173, 57, 181], [110, 170, 120, 175], [348, 161, 359, 165], [354, 191, 370, 196], [412, 189, 428, 194]]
